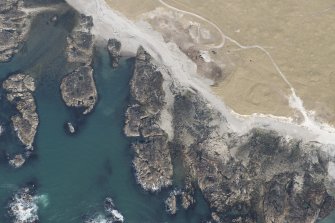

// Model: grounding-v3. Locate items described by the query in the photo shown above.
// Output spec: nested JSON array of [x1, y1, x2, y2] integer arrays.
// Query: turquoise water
[[0, 3, 334, 223], [0, 6, 211, 223]]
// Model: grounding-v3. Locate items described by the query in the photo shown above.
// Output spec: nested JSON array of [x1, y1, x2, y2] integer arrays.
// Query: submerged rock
[[66, 122, 76, 134], [107, 38, 121, 68], [3, 74, 39, 149], [125, 46, 173, 192], [9, 154, 26, 168], [104, 197, 124, 222], [165, 192, 177, 215], [85, 197, 124, 223], [0, 0, 31, 62], [8, 185, 39, 223], [61, 14, 97, 115]]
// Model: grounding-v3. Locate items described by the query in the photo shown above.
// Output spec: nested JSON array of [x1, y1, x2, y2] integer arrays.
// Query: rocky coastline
[[124, 46, 335, 222]]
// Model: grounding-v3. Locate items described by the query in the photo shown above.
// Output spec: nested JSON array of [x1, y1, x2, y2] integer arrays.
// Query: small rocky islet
[[0, 0, 335, 222]]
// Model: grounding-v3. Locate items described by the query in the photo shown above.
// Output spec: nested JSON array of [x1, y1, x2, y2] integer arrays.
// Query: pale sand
[[105, 0, 159, 19], [158, 0, 335, 126], [65, 0, 335, 147]]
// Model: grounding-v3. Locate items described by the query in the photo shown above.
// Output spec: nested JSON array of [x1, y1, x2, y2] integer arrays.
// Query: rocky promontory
[[124, 47, 173, 192], [3, 74, 39, 149], [60, 14, 97, 115], [0, 0, 31, 62]]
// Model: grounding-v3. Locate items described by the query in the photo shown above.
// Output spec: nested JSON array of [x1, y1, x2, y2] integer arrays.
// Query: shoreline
[[65, 0, 335, 146]]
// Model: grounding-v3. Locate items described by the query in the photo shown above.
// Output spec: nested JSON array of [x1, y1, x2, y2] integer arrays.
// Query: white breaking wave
[[8, 188, 41, 223], [85, 214, 109, 223], [64, 0, 335, 147], [35, 194, 50, 208]]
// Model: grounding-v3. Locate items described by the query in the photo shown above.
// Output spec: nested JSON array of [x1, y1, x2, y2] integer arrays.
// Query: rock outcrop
[[60, 66, 97, 114], [172, 90, 335, 223], [124, 40, 334, 223], [9, 154, 26, 168], [3, 74, 39, 149], [165, 192, 177, 215], [124, 47, 173, 192], [0, 0, 31, 62], [107, 38, 121, 68], [60, 14, 97, 115]]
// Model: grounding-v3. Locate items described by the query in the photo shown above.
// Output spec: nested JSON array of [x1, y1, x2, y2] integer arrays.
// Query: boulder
[[107, 38, 121, 68], [9, 154, 25, 168]]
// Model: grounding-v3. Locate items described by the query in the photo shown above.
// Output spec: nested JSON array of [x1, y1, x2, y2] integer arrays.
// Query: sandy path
[[65, 0, 335, 146]]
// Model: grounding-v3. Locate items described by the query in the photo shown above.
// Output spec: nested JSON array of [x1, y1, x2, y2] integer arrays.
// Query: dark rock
[[66, 122, 75, 134], [61, 14, 97, 115], [172, 89, 335, 223], [0, 0, 31, 62], [165, 192, 177, 215], [66, 14, 94, 64], [7, 184, 39, 223], [132, 135, 172, 192], [9, 154, 25, 168], [3, 74, 39, 149], [104, 197, 124, 222], [60, 66, 97, 114], [123, 41, 335, 223], [125, 46, 173, 192], [107, 38, 121, 68], [130, 46, 165, 114]]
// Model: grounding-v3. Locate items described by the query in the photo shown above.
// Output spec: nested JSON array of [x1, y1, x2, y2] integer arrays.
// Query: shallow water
[[0, 5, 211, 223]]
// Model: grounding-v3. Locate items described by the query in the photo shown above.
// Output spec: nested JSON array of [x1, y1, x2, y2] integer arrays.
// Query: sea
[[0, 3, 210, 223]]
